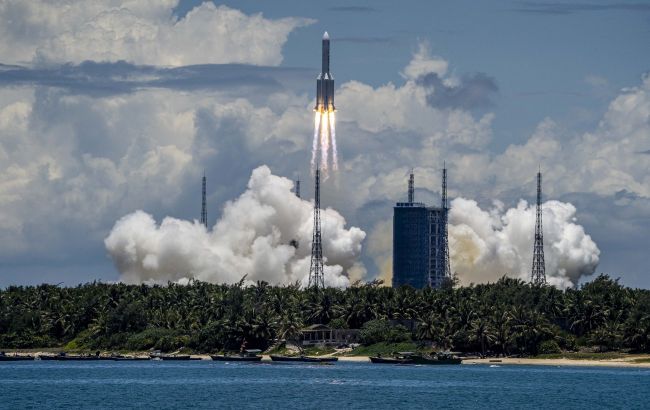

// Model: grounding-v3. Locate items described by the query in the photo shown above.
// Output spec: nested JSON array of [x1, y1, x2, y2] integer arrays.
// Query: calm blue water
[[0, 361, 648, 409]]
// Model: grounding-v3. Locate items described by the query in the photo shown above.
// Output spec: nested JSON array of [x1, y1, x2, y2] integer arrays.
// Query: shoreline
[[463, 357, 650, 368], [4, 350, 650, 368]]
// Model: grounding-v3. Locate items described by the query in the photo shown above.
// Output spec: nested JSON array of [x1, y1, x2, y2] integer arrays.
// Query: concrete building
[[392, 170, 450, 289]]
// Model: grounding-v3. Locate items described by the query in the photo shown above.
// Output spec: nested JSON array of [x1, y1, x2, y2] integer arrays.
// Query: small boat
[[369, 355, 412, 364], [149, 350, 199, 360], [109, 355, 150, 361], [38, 352, 103, 361], [154, 355, 193, 360], [407, 352, 462, 365], [0, 352, 34, 361], [270, 355, 338, 363], [370, 352, 461, 365], [212, 349, 263, 362]]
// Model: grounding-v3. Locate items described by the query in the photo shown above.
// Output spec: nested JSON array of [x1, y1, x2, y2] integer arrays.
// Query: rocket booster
[[315, 31, 335, 112]]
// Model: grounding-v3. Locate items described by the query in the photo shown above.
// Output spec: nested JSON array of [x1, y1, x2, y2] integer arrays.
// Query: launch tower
[[200, 172, 207, 228], [531, 169, 546, 284], [308, 169, 324, 289]]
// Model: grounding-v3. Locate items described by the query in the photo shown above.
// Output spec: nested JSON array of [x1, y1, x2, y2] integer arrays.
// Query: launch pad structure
[[392, 168, 452, 289], [531, 169, 546, 285], [308, 32, 336, 290], [200, 172, 207, 229]]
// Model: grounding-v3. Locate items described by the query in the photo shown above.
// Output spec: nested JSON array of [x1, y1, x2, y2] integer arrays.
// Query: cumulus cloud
[[1, 17, 645, 288], [0, 1, 312, 66], [418, 72, 498, 109], [105, 166, 366, 287], [401, 42, 498, 109], [449, 198, 600, 288], [487, 74, 650, 199]]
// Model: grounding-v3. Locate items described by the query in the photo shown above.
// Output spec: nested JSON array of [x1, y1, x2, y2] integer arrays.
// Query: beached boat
[[149, 350, 199, 360], [370, 352, 462, 365], [109, 355, 150, 361], [154, 355, 193, 360], [270, 355, 338, 363], [38, 352, 103, 361], [211, 349, 263, 362], [369, 355, 412, 364], [0, 352, 34, 361], [406, 352, 462, 365]]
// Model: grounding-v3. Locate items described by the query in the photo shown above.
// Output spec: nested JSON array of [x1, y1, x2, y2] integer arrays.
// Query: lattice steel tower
[[200, 172, 207, 228], [308, 169, 324, 289], [408, 169, 414, 203], [295, 179, 301, 199], [531, 169, 546, 284], [441, 164, 451, 280]]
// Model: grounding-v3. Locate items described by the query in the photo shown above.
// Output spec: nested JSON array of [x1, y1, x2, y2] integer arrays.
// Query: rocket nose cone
[[323, 31, 330, 40]]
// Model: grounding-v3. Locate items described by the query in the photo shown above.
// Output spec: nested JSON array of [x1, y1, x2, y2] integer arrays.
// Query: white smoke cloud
[[104, 165, 366, 287], [449, 198, 600, 288]]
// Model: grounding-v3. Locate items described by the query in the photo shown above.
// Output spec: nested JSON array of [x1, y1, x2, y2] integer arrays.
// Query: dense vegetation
[[1, 275, 649, 356]]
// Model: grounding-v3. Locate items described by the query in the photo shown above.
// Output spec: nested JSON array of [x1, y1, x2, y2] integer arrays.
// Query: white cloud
[[401, 41, 448, 80], [105, 165, 366, 287], [0, 1, 313, 66], [2, 24, 647, 288]]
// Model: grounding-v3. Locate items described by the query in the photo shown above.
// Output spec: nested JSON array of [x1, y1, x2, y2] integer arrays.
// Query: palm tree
[[470, 315, 495, 356]]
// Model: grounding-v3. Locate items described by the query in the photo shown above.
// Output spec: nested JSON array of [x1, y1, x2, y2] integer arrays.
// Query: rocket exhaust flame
[[311, 31, 338, 176], [311, 110, 337, 176], [329, 111, 338, 171]]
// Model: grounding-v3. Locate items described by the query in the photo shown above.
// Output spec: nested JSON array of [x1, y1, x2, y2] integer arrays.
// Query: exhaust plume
[[449, 198, 600, 288], [367, 197, 600, 289], [105, 166, 366, 287], [312, 111, 338, 177]]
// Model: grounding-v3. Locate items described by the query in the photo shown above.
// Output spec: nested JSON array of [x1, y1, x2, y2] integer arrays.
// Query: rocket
[[315, 31, 335, 112]]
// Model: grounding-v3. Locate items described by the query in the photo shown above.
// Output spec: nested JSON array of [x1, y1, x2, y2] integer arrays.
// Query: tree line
[[0, 275, 648, 356]]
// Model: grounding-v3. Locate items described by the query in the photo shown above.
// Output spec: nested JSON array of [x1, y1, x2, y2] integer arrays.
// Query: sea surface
[[0, 361, 648, 409]]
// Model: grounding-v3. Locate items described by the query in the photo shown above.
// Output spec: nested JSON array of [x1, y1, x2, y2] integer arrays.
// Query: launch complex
[[202, 32, 547, 290]]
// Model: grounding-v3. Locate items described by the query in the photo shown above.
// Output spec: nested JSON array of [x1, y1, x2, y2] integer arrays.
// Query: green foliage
[[0, 274, 648, 356], [538, 340, 561, 354], [327, 318, 347, 329], [359, 320, 411, 345], [126, 328, 179, 351]]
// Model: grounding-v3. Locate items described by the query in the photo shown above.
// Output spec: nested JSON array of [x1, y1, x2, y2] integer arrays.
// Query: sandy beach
[[4, 351, 650, 368], [463, 356, 650, 368]]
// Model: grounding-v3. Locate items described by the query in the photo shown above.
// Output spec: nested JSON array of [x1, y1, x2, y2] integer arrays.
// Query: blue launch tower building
[[393, 169, 451, 289]]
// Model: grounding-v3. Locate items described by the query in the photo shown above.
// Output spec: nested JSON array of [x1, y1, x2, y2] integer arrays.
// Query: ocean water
[[0, 361, 648, 409]]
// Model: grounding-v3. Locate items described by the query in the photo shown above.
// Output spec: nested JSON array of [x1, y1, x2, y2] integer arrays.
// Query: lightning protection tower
[[200, 172, 207, 229], [531, 169, 546, 284], [441, 164, 451, 280], [308, 169, 325, 289]]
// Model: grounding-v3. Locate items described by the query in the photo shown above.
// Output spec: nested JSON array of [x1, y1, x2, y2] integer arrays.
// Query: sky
[[0, 0, 648, 288]]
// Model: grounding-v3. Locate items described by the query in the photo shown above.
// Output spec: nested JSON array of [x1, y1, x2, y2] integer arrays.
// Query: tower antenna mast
[[531, 167, 546, 284], [441, 163, 451, 280], [200, 171, 207, 228], [408, 169, 414, 203], [308, 168, 324, 289]]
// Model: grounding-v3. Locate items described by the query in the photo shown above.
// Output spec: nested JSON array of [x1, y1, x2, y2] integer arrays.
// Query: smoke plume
[[104, 166, 366, 287], [449, 198, 600, 288], [367, 197, 600, 289]]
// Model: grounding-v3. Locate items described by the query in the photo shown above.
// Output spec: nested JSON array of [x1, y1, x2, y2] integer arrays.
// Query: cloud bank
[[0, 3, 646, 288], [0, 1, 313, 66], [105, 166, 366, 287]]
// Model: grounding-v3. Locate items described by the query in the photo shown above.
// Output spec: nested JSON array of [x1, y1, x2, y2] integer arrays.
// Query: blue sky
[[0, 0, 648, 288], [193, 0, 650, 147]]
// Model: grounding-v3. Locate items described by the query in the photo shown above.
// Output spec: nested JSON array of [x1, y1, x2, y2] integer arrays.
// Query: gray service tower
[[315, 31, 335, 113]]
